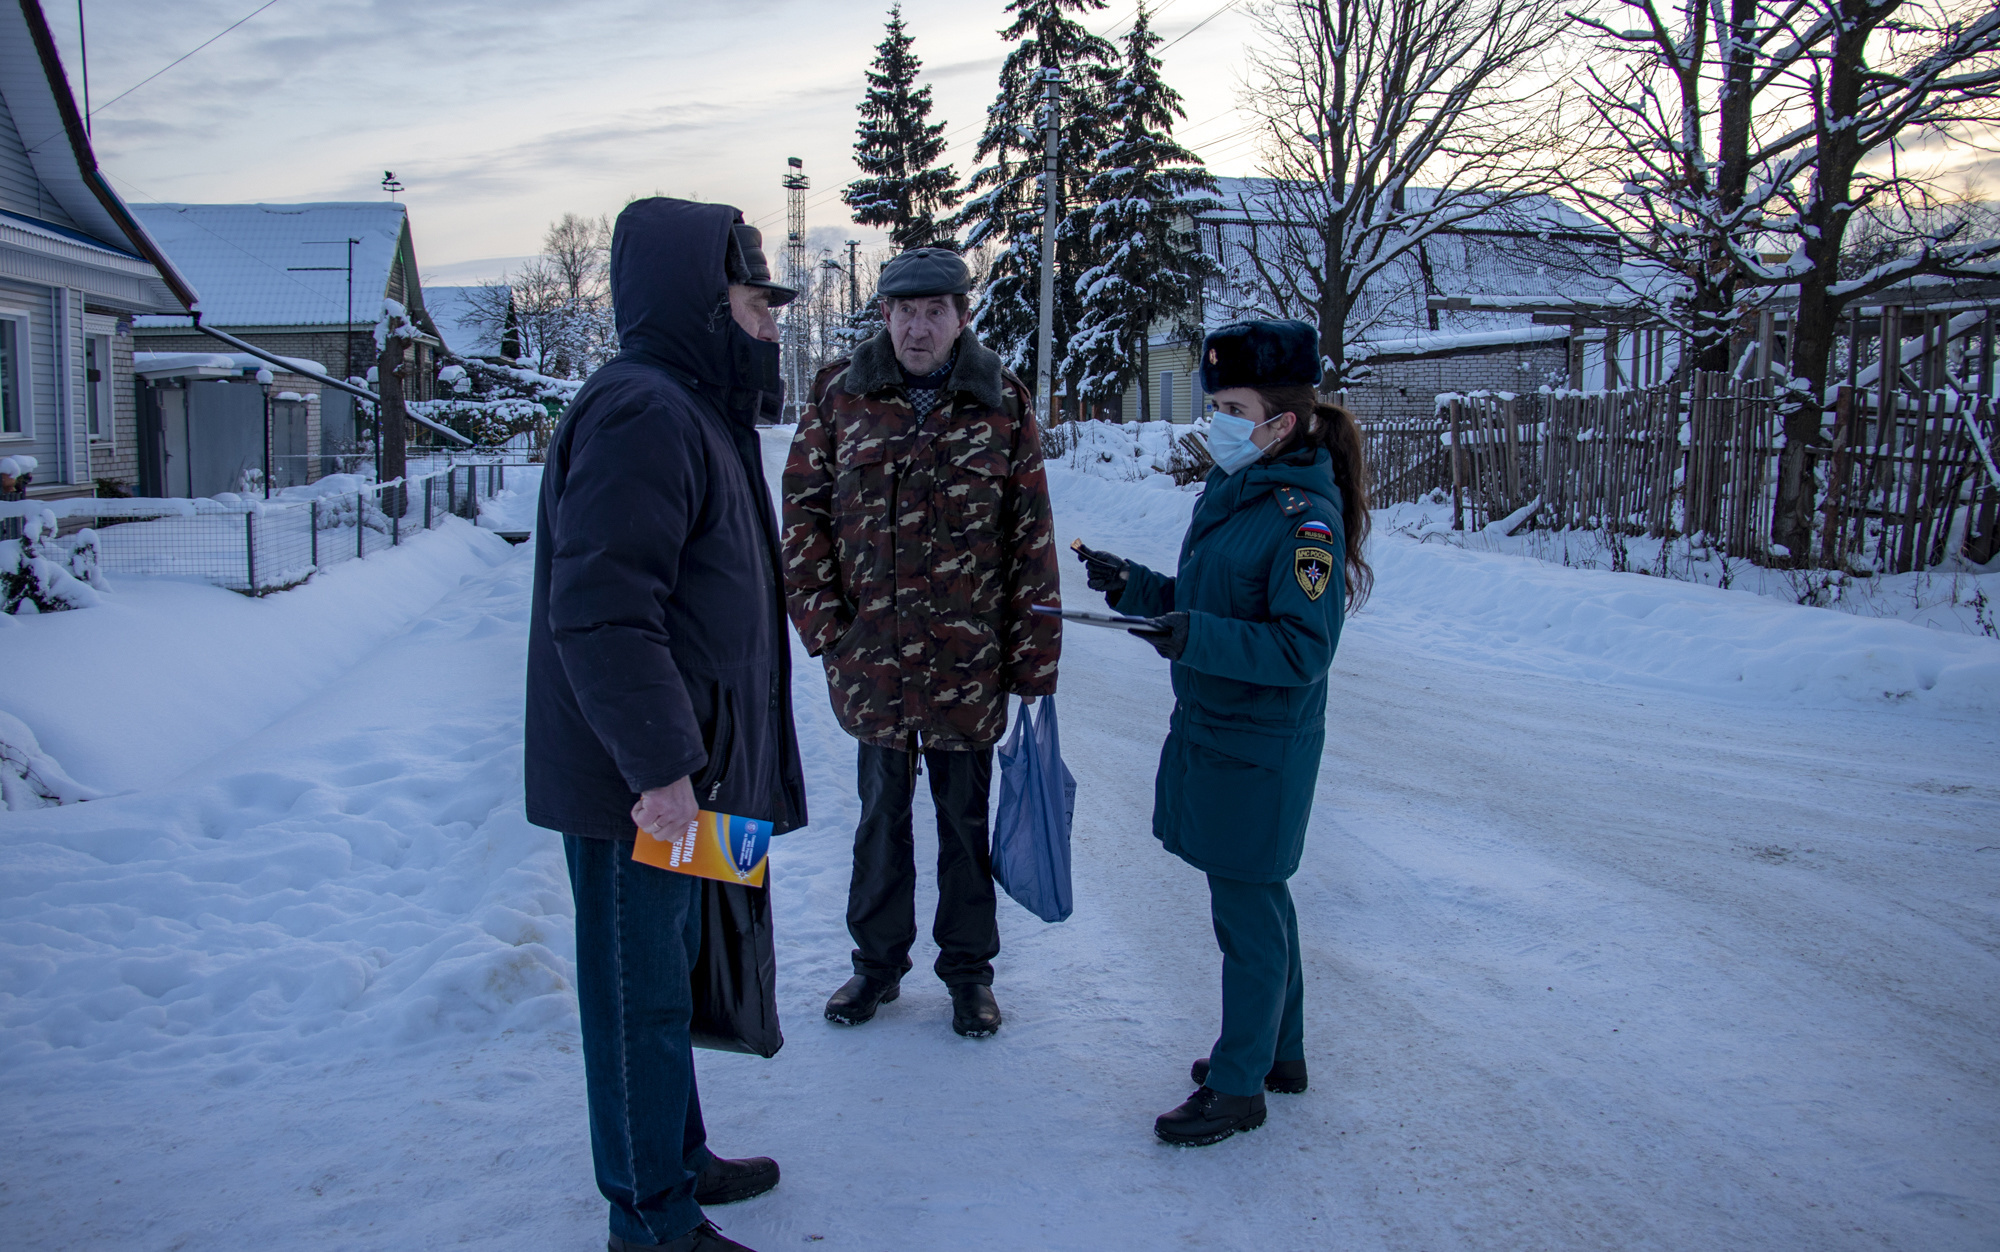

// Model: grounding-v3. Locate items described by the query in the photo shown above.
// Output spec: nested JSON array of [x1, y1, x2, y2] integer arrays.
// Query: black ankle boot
[[1190, 1056, 1309, 1094], [824, 975, 900, 1025], [1155, 1085, 1267, 1145], [948, 983, 1002, 1037]]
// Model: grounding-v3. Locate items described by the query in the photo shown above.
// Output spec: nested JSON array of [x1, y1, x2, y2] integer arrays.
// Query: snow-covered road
[[1, 432, 1993, 1251]]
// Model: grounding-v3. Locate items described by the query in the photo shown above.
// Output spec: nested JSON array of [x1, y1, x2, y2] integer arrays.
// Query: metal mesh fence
[[3, 465, 517, 595]]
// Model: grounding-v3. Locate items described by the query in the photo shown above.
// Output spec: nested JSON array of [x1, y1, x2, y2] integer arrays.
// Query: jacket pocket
[[945, 447, 1008, 540], [693, 684, 739, 805]]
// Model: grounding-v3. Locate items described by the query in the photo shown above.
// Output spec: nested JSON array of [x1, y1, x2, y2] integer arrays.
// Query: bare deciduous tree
[[1228, 0, 1569, 388], [1560, 0, 1788, 373]]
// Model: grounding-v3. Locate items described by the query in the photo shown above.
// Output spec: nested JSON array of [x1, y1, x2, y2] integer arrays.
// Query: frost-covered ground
[[1, 436, 1995, 1251], [1381, 494, 2000, 639]]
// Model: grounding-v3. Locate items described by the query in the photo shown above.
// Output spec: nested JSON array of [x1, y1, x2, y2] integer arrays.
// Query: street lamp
[[257, 367, 274, 499]]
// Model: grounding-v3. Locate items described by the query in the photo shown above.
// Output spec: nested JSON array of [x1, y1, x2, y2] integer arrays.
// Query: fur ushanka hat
[[1199, 319, 1323, 392]]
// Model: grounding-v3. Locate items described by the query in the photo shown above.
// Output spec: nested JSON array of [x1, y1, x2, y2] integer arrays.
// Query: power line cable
[[88, 0, 284, 118]]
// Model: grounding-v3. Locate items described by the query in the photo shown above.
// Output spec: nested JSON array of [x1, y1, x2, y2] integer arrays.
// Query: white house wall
[[0, 276, 56, 476], [0, 87, 78, 233]]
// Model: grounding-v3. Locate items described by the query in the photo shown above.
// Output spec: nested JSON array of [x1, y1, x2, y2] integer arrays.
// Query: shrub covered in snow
[[1047, 419, 1208, 486], [1, 510, 103, 615], [0, 709, 103, 810]]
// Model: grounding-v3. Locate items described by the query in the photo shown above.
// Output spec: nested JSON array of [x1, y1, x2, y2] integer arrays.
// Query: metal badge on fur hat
[[728, 223, 799, 306], [1199, 319, 1322, 392], [877, 246, 972, 298]]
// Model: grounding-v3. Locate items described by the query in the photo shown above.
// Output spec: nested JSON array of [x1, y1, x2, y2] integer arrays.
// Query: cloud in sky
[[54, 1, 1991, 279], [57, 0, 1265, 271]]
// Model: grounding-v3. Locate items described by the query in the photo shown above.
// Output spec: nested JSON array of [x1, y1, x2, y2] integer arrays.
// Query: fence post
[[447, 468, 457, 518], [311, 499, 320, 567], [392, 489, 401, 546], [1449, 399, 1464, 531], [357, 491, 366, 558], [425, 475, 434, 529], [245, 510, 257, 593]]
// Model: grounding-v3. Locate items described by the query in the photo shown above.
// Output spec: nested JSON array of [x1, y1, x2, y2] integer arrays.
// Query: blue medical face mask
[[1206, 408, 1283, 474]]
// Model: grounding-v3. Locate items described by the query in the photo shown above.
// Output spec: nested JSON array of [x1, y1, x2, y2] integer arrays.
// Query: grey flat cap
[[728, 223, 798, 306], [877, 246, 971, 298]]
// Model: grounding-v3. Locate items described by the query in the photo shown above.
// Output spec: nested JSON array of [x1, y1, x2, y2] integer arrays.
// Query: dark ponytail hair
[[1253, 385, 1373, 610]]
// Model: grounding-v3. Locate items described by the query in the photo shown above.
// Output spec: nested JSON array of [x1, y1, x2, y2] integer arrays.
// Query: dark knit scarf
[[901, 346, 959, 418]]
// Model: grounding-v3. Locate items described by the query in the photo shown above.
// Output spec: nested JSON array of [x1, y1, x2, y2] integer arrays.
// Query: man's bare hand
[[632, 776, 699, 839]]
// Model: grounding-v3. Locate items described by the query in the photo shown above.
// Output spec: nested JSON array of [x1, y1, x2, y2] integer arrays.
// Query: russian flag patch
[[1295, 520, 1334, 542]]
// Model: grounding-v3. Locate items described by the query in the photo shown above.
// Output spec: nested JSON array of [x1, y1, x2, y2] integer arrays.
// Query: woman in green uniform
[[1075, 319, 1371, 1145]]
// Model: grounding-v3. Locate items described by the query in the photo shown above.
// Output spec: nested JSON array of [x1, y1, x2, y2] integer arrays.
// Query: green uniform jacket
[[1114, 449, 1346, 882]]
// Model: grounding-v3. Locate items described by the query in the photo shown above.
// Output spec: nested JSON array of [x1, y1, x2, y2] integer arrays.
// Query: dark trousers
[[848, 742, 1000, 986], [565, 835, 713, 1245], [1205, 874, 1306, 1098]]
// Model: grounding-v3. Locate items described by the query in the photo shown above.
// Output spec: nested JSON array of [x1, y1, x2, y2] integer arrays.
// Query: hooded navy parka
[[525, 199, 806, 839]]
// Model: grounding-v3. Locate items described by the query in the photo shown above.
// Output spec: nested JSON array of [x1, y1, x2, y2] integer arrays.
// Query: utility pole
[[846, 239, 861, 316], [783, 157, 809, 422], [1035, 67, 1063, 424]]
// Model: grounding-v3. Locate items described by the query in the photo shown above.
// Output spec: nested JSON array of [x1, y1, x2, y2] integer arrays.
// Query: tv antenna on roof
[[381, 171, 404, 198]]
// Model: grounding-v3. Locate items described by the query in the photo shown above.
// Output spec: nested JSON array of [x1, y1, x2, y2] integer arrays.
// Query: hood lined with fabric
[[609, 197, 780, 421]]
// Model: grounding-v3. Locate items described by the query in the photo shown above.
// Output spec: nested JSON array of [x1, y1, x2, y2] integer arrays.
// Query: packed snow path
[[0, 436, 1993, 1251]]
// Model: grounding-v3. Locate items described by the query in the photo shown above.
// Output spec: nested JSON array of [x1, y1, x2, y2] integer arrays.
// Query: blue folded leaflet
[[992, 694, 1076, 923]]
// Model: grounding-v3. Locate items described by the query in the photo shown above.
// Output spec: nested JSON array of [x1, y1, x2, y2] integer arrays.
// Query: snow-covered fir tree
[[955, 0, 1118, 399], [1071, 4, 1218, 421], [843, 4, 961, 250]]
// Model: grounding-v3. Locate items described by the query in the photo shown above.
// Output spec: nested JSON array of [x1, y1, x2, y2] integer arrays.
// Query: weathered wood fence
[[1359, 373, 1997, 573]]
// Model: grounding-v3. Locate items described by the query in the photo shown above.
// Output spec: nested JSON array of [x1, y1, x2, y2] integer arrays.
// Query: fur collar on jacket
[[842, 326, 1006, 411]]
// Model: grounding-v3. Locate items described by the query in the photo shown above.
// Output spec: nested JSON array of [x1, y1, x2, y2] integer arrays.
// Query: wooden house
[[0, 0, 197, 503]]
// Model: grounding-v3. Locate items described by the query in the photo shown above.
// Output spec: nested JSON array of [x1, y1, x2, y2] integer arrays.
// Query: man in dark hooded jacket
[[526, 198, 807, 1252]]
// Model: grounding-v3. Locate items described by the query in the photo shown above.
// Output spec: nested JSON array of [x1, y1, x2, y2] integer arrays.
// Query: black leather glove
[[1072, 539, 1129, 595], [1138, 611, 1189, 661]]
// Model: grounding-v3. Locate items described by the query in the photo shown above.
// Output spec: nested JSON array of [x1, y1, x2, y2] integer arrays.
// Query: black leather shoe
[[693, 1154, 778, 1205], [1155, 1085, 1267, 1146], [1190, 1056, 1309, 1094], [608, 1219, 758, 1251], [949, 983, 1002, 1037], [825, 974, 900, 1025]]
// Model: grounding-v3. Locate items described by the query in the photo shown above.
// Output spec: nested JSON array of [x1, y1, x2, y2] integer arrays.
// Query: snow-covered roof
[[1195, 177, 1599, 237], [1353, 326, 1569, 361], [130, 203, 411, 329], [0, 4, 195, 312], [134, 351, 328, 379], [426, 286, 507, 358]]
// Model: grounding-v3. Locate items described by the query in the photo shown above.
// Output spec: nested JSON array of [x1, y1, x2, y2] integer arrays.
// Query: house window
[[1160, 370, 1174, 422], [0, 318, 20, 435], [86, 334, 112, 442]]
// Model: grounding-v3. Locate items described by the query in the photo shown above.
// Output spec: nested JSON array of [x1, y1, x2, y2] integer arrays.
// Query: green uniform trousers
[[1205, 874, 1305, 1097]]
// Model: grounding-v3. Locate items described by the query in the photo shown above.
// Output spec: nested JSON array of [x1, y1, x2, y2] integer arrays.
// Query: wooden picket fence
[[1358, 374, 1995, 572]]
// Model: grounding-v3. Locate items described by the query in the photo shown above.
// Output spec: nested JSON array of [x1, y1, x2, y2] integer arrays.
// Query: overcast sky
[[49, 0, 1266, 283], [44, 1, 1995, 288]]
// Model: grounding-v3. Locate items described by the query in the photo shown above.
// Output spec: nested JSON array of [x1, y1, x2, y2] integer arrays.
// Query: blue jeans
[[565, 835, 712, 1245], [1205, 874, 1305, 1098]]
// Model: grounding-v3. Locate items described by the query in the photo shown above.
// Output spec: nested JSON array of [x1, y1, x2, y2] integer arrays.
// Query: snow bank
[[0, 518, 513, 794], [1048, 465, 2000, 713], [0, 547, 570, 1083]]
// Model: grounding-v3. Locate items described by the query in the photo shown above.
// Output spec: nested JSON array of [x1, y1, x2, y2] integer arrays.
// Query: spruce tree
[[1072, 4, 1218, 421], [843, 5, 961, 251], [956, 0, 1118, 400]]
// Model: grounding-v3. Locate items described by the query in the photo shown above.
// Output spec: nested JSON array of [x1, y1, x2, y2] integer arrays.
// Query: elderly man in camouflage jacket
[[781, 247, 1061, 1039]]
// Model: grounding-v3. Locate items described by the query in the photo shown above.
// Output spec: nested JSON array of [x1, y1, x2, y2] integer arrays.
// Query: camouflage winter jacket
[[781, 326, 1062, 751]]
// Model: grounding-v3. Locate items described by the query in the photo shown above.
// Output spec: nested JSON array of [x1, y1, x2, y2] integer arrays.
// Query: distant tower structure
[[783, 157, 809, 420]]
